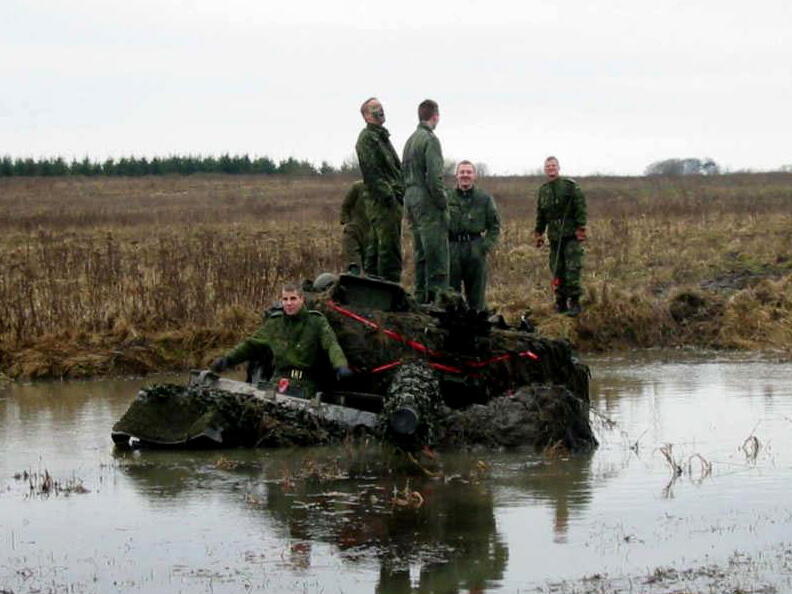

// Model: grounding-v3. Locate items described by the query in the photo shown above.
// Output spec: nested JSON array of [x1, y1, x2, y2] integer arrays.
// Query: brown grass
[[1, 173, 790, 378]]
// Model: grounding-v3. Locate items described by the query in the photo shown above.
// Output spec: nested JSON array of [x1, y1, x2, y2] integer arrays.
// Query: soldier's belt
[[449, 232, 482, 242]]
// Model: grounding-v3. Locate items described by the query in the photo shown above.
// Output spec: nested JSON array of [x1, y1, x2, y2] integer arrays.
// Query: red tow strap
[[326, 300, 540, 376]]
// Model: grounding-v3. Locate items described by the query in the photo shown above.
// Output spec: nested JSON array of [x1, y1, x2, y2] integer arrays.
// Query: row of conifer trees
[[0, 154, 360, 177]]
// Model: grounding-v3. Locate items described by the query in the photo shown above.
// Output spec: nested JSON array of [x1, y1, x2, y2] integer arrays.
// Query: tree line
[[0, 154, 362, 177]]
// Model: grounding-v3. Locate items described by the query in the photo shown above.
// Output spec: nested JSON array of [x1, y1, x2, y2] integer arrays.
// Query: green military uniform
[[223, 307, 348, 398], [340, 181, 374, 274], [534, 177, 587, 305], [402, 123, 448, 303], [448, 186, 501, 311], [355, 123, 404, 282]]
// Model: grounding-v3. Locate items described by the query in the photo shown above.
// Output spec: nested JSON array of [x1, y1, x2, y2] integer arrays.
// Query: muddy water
[[1, 353, 791, 593]]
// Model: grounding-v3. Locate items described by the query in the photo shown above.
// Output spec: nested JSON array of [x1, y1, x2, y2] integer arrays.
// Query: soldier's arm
[[224, 325, 271, 368], [317, 315, 349, 369], [482, 195, 501, 253], [340, 184, 359, 224], [572, 182, 587, 229], [425, 135, 447, 210], [534, 188, 547, 234], [356, 135, 395, 203]]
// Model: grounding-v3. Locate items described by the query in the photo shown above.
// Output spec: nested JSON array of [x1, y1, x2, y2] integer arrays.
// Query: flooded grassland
[[2, 352, 792, 593]]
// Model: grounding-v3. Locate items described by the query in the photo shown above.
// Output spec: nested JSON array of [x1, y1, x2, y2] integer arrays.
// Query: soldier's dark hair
[[545, 155, 559, 164], [456, 160, 476, 173], [418, 99, 439, 122], [281, 282, 304, 295], [360, 97, 378, 116]]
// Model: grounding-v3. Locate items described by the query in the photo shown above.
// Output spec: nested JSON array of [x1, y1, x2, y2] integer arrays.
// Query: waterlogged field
[[1, 352, 791, 593], [0, 173, 790, 378]]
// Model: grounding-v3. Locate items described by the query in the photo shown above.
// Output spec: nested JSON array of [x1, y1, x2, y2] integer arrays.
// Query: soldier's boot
[[554, 294, 568, 314], [566, 296, 582, 317]]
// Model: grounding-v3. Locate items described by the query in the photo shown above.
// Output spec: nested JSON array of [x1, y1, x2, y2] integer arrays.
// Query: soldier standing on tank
[[533, 156, 587, 316], [210, 283, 352, 397], [402, 99, 448, 303], [340, 180, 373, 275], [355, 97, 404, 282], [448, 160, 501, 311]]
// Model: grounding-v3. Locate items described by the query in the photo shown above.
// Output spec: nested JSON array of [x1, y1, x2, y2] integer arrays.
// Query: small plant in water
[[14, 469, 89, 497]]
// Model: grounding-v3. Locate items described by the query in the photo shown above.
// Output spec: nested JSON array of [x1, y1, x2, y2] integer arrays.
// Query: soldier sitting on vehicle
[[210, 283, 353, 398]]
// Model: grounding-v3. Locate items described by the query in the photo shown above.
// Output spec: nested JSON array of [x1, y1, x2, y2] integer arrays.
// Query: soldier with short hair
[[402, 98, 448, 303], [448, 160, 501, 311], [533, 156, 587, 316], [355, 97, 404, 282], [210, 283, 352, 397], [340, 180, 373, 275]]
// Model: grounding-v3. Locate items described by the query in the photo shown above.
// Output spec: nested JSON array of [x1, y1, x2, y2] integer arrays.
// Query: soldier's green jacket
[[534, 177, 587, 241], [355, 123, 404, 204], [340, 181, 370, 229], [402, 123, 446, 210], [224, 307, 348, 373], [448, 186, 501, 253]]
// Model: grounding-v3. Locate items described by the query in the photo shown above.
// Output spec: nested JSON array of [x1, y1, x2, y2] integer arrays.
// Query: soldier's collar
[[418, 122, 434, 132], [367, 123, 389, 138], [456, 185, 475, 197]]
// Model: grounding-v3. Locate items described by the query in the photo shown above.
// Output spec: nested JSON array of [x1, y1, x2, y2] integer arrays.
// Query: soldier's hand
[[533, 232, 545, 248], [336, 366, 354, 381], [575, 227, 587, 242], [210, 357, 228, 373]]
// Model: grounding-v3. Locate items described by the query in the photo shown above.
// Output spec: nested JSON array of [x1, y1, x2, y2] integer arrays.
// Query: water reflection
[[3, 354, 792, 593], [116, 448, 514, 594]]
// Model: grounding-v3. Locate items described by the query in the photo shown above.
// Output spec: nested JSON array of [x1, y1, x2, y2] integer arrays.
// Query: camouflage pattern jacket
[[225, 308, 348, 374], [355, 124, 404, 204], [402, 123, 446, 210], [340, 181, 369, 229], [534, 177, 587, 241], [448, 186, 501, 254]]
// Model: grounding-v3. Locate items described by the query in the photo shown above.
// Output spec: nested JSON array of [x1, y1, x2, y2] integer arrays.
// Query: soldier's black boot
[[567, 296, 582, 317], [554, 295, 568, 314]]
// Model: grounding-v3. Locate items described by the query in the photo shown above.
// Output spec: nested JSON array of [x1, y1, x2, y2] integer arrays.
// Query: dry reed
[[1, 173, 790, 378]]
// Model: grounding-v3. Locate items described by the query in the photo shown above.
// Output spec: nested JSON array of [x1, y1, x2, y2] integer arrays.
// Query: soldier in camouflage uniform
[[211, 283, 352, 397], [402, 99, 449, 303], [340, 180, 373, 275], [355, 97, 404, 282], [448, 160, 501, 311], [533, 156, 587, 316]]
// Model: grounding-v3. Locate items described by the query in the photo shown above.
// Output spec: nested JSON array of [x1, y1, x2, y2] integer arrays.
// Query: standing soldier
[[448, 161, 501, 311], [402, 99, 448, 303], [210, 283, 352, 398], [355, 97, 404, 282], [533, 156, 587, 316], [340, 180, 373, 275]]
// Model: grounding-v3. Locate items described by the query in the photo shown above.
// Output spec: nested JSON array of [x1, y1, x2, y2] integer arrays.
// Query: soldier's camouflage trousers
[[341, 223, 371, 273], [548, 237, 584, 299], [365, 196, 403, 282], [405, 192, 449, 304], [449, 237, 488, 311]]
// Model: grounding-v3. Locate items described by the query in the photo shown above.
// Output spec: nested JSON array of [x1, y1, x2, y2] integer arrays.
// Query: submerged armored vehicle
[[112, 274, 597, 452]]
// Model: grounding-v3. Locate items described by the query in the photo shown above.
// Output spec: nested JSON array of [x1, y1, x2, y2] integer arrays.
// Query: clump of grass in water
[[13, 469, 89, 497]]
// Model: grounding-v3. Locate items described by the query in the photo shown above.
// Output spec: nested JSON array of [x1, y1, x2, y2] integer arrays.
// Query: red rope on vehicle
[[327, 300, 441, 357], [325, 300, 540, 374], [370, 360, 403, 374]]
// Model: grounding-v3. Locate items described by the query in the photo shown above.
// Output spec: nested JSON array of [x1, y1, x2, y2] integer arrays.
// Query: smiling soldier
[[448, 160, 501, 311], [210, 283, 352, 397]]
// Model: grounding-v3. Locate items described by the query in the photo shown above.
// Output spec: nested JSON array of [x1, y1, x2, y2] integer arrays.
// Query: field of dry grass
[[1, 173, 790, 378]]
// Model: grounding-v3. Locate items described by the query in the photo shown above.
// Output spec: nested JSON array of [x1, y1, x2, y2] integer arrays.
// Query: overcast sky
[[2, 0, 790, 175]]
